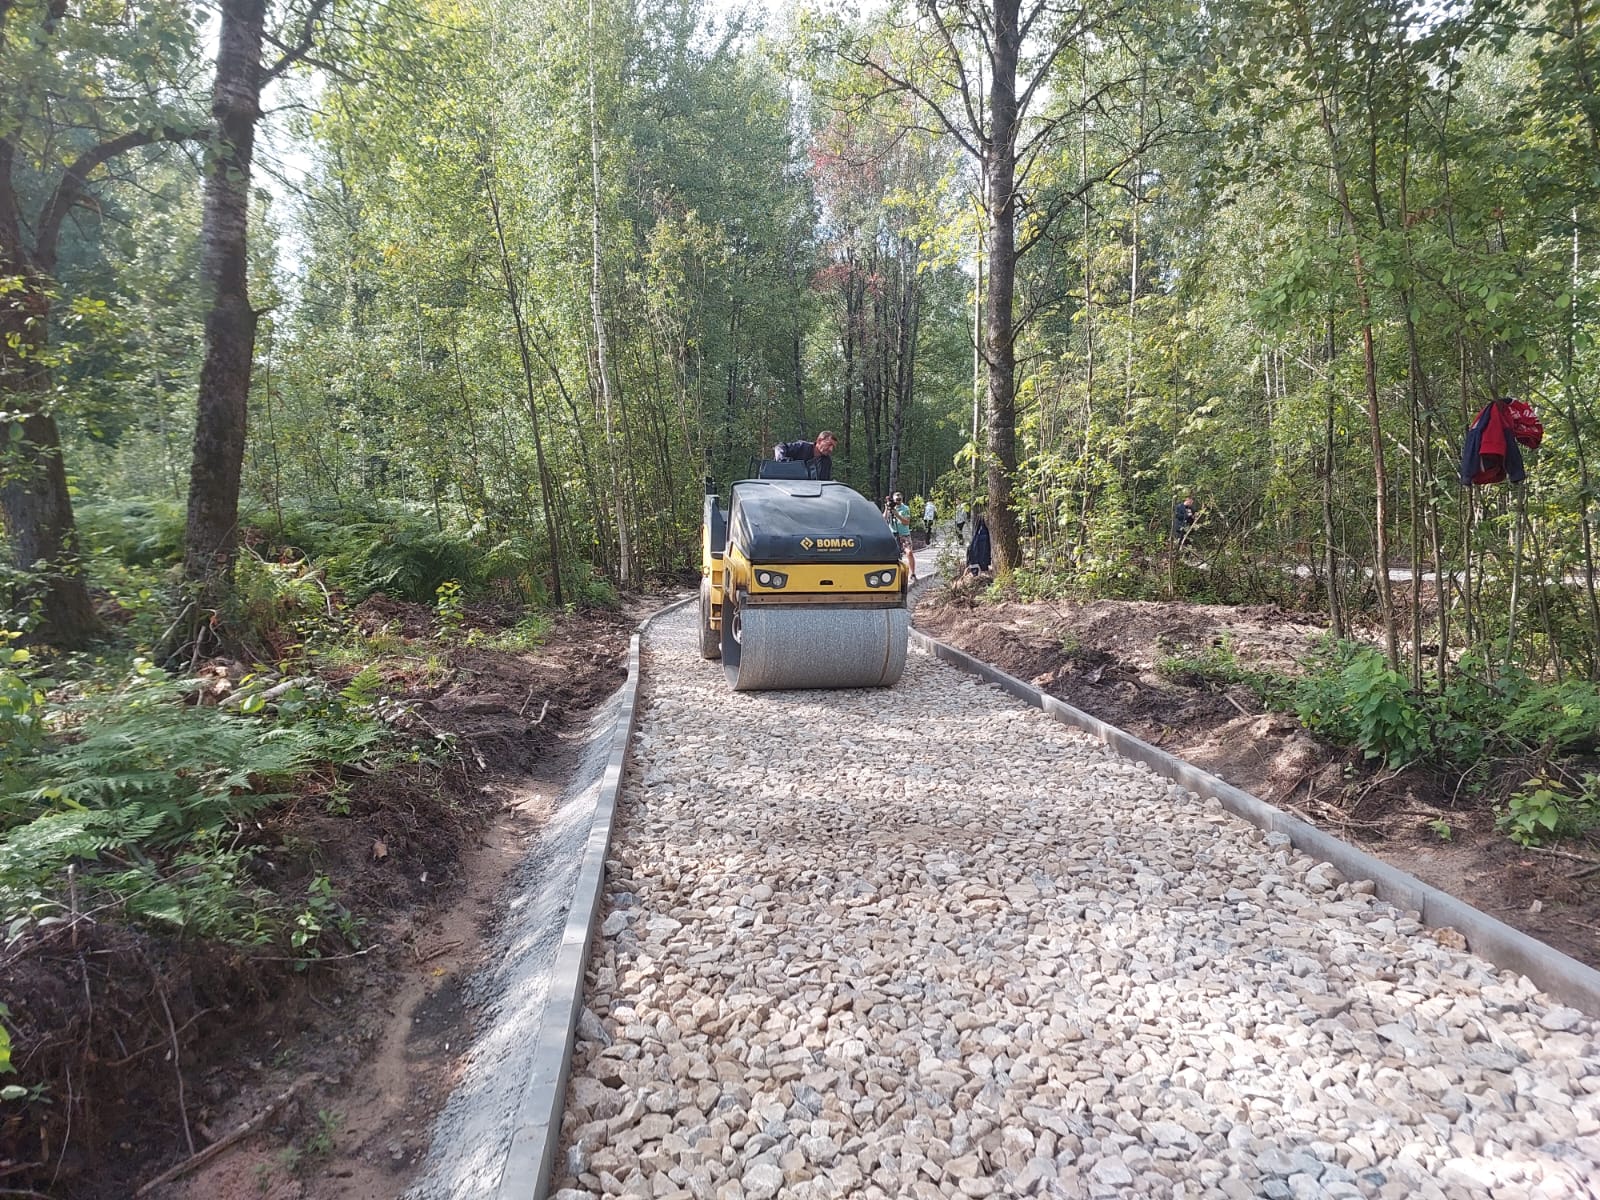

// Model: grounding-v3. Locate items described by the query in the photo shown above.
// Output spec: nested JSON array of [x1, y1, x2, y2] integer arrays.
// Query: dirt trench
[[1, 597, 635, 1200]]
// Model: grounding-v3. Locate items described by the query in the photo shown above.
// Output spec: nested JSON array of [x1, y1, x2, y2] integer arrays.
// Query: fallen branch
[[1273, 770, 1315, 806], [1346, 756, 1423, 816], [529, 699, 550, 727], [153, 601, 198, 665], [134, 1073, 320, 1197], [1213, 686, 1253, 718], [222, 676, 314, 709], [248, 944, 377, 965], [411, 939, 461, 965], [1519, 843, 1600, 866], [103, 1008, 215, 1068]]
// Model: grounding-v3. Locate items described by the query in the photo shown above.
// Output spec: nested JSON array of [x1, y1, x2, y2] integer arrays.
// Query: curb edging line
[[909, 625, 1600, 1016], [497, 595, 696, 1200]]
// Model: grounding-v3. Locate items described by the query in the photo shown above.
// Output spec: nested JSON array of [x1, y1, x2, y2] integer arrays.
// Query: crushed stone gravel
[[552, 606, 1600, 1200]]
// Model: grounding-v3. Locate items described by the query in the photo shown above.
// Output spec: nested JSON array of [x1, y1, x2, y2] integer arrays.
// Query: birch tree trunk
[[182, 0, 266, 621]]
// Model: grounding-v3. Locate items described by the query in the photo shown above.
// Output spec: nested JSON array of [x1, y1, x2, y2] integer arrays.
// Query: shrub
[[0, 633, 44, 772], [567, 562, 619, 610], [1295, 643, 1431, 767], [230, 553, 328, 653], [435, 578, 465, 633], [1498, 679, 1600, 753], [1496, 777, 1599, 847]]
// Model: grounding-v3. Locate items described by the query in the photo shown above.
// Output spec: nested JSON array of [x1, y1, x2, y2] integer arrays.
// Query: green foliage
[[0, 660, 391, 946], [566, 563, 620, 611], [308, 1108, 343, 1157], [332, 522, 481, 604], [1156, 638, 1244, 686], [986, 568, 1069, 603], [1498, 679, 1600, 753], [1427, 818, 1453, 842], [1295, 643, 1431, 768], [435, 579, 465, 633], [230, 553, 329, 652], [1292, 639, 1600, 780], [479, 613, 554, 653], [241, 504, 550, 605], [290, 875, 362, 966], [76, 499, 188, 566], [1156, 636, 1289, 709], [1496, 778, 1598, 848], [0, 633, 45, 771]]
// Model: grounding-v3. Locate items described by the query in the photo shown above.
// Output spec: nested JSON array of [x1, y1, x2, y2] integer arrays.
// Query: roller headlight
[[755, 570, 787, 589], [866, 569, 898, 587]]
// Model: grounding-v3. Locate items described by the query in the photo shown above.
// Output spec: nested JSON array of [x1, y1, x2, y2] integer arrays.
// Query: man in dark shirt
[[1172, 495, 1196, 541], [774, 430, 837, 480]]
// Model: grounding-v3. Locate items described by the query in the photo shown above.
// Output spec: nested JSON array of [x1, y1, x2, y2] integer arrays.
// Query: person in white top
[[922, 498, 937, 542], [954, 500, 969, 544]]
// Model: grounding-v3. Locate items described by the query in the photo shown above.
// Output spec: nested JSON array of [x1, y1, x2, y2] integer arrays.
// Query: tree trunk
[[1321, 313, 1345, 638], [1298, 7, 1398, 667], [0, 195, 100, 646], [483, 154, 565, 608], [182, 0, 266, 613], [971, 201, 984, 507], [589, 0, 632, 587], [887, 246, 918, 497], [0, 398, 100, 643], [984, 0, 1023, 573]]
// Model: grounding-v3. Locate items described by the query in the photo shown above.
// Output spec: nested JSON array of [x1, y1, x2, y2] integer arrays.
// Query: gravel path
[[552, 607, 1600, 1200]]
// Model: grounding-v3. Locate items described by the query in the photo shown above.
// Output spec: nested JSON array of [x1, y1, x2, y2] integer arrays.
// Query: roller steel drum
[[720, 604, 908, 691]]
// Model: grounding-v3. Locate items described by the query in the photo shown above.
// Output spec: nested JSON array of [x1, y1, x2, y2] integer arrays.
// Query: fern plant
[[0, 658, 393, 946]]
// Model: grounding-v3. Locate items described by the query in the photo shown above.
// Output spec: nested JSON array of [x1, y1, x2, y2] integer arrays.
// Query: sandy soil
[[915, 583, 1600, 974]]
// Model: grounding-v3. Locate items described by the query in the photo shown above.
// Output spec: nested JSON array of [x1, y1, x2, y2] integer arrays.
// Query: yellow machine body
[[700, 476, 910, 690]]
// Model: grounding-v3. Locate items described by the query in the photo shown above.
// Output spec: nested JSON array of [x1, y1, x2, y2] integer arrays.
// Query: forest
[[4, 0, 1600, 1190]]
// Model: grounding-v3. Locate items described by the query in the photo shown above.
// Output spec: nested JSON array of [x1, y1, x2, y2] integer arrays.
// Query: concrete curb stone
[[494, 595, 695, 1200]]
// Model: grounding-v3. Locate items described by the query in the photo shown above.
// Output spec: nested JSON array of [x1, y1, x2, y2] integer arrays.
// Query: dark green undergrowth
[[0, 649, 396, 949], [76, 496, 620, 609], [0, 547, 501, 1189], [1, 496, 620, 965], [1156, 634, 1600, 848]]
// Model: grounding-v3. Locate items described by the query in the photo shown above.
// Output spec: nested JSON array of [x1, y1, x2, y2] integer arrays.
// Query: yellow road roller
[[700, 466, 909, 690]]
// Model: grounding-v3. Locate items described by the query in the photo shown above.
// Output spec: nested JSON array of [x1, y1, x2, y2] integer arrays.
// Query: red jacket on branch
[[1460, 398, 1543, 486]]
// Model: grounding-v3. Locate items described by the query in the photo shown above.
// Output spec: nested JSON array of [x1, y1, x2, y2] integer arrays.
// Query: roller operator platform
[[699, 462, 910, 691]]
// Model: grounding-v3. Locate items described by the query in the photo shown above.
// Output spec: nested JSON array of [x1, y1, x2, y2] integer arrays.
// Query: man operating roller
[[773, 430, 837, 480]]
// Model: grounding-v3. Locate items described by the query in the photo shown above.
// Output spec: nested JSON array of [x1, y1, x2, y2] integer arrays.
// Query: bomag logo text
[[800, 536, 855, 550]]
